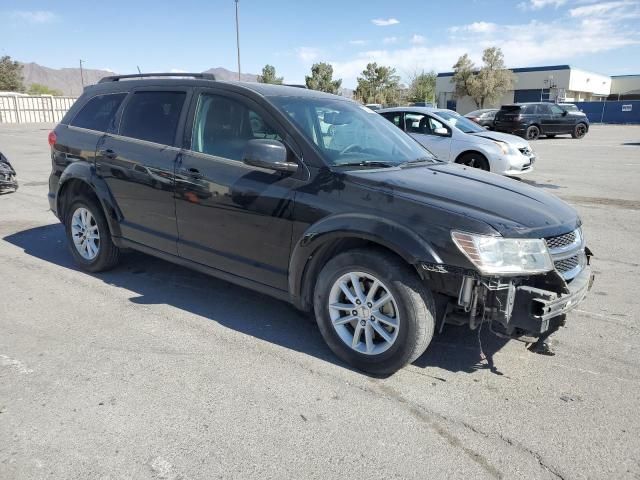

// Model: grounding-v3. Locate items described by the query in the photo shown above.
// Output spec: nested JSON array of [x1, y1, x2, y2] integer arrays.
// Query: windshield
[[433, 110, 485, 134], [270, 96, 436, 167]]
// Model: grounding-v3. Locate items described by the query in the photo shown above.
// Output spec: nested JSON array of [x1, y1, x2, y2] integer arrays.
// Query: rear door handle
[[179, 167, 203, 179], [98, 149, 117, 160]]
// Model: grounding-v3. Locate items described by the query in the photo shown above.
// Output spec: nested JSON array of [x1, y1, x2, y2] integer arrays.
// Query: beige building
[[435, 65, 633, 115]]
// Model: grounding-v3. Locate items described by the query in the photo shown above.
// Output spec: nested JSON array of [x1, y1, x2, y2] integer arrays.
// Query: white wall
[[569, 69, 611, 96], [611, 75, 640, 94]]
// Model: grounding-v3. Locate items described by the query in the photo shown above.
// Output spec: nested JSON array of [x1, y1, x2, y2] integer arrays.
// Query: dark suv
[[48, 73, 593, 374], [494, 102, 589, 140]]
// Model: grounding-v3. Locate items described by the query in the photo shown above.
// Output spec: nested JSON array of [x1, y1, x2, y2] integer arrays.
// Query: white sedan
[[378, 107, 535, 176]]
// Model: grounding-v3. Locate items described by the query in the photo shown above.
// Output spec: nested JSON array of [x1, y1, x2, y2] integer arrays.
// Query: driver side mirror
[[561, 110, 568, 116], [433, 127, 450, 136], [243, 139, 298, 173]]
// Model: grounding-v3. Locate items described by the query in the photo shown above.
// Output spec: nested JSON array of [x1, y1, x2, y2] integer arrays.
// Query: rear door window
[[70, 93, 126, 132], [380, 112, 404, 130], [119, 91, 186, 145]]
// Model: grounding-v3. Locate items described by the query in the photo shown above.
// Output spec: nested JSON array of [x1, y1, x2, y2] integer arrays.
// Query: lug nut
[[367, 302, 372, 308], [355, 299, 361, 305], [352, 310, 357, 315]]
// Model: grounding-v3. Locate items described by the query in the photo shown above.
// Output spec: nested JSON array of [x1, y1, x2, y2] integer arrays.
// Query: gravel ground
[[1, 123, 639, 479]]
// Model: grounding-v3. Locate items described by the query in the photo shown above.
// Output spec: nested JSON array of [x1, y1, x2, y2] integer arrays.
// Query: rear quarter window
[[119, 91, 186, 145], [70, 93, 127, 132]]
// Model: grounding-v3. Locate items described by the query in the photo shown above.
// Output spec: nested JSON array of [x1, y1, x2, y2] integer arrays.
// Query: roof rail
[[283, 84, 308, 89], [98, 72, 216, 83]]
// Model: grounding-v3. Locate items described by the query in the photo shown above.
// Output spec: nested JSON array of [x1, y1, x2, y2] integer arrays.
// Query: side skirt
[[117, 237, 292, 304]]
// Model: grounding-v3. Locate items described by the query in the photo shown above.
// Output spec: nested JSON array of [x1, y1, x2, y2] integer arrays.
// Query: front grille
[[554, 255, 580, 274], [519, 147, 532, 156], [545, 231, 576, 250]]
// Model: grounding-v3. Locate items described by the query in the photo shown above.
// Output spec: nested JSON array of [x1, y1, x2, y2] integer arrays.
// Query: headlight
[[493, 140, 515, 155], [451, 231, 554, 275]]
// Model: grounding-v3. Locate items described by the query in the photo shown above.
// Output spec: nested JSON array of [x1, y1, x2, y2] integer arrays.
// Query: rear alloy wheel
[[458, 152, 490, 171], [525, 125, 540, 140], [572, 123, 587, 139], [314, 249, 435, 375], [65, 197, 120, 272]]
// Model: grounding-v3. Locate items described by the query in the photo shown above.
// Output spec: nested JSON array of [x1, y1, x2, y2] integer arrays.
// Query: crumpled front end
[[0, 152, 18, 193], [422, 228, 594, 342]]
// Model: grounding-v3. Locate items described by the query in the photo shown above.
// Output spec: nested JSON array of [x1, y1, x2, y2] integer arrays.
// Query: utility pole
[[79, 59, 85, 88], [235, 0, 241, 80]]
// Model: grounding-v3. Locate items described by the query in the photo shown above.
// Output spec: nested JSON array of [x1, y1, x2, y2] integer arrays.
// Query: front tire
[[65, 197, 120, 272], [313, 249, 435, 375], [525, 125, 540, 140], [457, 152, 490, 171], [572, 123, 587, 139]]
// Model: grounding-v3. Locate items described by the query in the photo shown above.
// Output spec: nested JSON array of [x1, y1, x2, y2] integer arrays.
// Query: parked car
[[378, 106, 535, 176], [494, 102, 589, 140], [48, 73, 593, 374], [0, 151, 18, 193], [364, 103, 383, 111], [465, 108, 498, 129]]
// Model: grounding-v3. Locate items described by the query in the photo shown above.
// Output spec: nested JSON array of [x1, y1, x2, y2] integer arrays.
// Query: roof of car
[[378, 106, 452, 114], [88, 75, 348, 101]]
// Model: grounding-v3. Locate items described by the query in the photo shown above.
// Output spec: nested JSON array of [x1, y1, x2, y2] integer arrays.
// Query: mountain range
[[18, 62, 353, 98]]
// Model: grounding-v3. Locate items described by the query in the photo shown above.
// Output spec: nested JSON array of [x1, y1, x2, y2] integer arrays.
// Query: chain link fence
[[0, 95, 77, 124]]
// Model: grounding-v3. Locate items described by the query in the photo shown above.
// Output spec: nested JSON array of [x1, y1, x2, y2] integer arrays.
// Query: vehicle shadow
[[4, 224, 511, 377], [521, 179, 564, 190]]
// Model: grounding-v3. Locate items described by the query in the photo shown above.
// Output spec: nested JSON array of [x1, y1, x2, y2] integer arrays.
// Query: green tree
[[27, 83, 63, 96], [452, 47, 514, 108], [0, 56, 25, 92], [355, 62, 400, 105], [305, 62, 342, 94], [407, 70, 436, 104], [257, 64, 283, 84]]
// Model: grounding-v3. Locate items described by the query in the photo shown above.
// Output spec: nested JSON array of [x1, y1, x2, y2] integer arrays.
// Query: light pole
[[235, 0, 241, 80], [79, 59, 85, 88]]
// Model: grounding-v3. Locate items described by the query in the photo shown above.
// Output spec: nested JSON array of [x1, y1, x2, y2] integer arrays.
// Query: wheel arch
[[289, 214, 442, 311], [56, 163, 122, 238]]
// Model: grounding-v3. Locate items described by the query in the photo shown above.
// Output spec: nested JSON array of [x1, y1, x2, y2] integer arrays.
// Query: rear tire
[[313, 249, 435, 375], [65, 196, 120, 272], [571, 123, 587, 139], [525, 125, 540, 140], [457, 152, 490, 171]]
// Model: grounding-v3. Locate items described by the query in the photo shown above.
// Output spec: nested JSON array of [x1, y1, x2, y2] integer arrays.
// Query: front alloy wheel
[[71, 207, 100, 260], [328, 272, 400, 355], [526, 125, 540, 140]]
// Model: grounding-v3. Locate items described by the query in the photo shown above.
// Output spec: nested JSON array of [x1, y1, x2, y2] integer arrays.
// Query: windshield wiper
[[399, 157, 437, 167], [334, 161, 396, 168]]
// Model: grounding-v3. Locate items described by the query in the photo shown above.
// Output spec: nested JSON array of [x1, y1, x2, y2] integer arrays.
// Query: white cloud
[[449, 22, 497, 34], [371, 18, 400, 26], [570, 1, 635, 17], [296, 47, 321, 63], [349, 39, 367, 46], [169, 68, 187, 73], [10, 10, 58, 23], [331, 6, 640, 88], [520, 0, 568, 10], [411, 34, 426, 44], [383, 36, 398, 44]]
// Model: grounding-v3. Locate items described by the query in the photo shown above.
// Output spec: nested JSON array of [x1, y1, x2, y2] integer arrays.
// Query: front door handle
[[98, 149, 117, 160], [179, 167, 203, 179]]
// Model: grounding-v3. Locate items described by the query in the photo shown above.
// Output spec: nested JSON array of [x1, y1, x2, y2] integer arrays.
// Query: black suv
[[48, 73, 593, 374], [494, 102, 589, 140]]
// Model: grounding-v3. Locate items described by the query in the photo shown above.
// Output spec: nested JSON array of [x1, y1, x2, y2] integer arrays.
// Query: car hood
[[469, 130, 529, 148], [346, 163, 579, 238]]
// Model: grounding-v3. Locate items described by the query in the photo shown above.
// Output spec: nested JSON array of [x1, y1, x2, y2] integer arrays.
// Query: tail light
[[48, 130, 57, 147]]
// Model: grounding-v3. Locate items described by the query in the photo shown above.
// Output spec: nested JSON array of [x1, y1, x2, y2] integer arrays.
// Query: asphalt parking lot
[[1, 123, 639, 479]]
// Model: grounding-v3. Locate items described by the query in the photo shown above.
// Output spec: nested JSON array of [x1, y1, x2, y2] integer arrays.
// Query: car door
[[96, 88, 190, 254], [536, 103, 556, 133], [175, 89, 302, 291], [549, 103, 573, 133], [404, 112, 452, 161]]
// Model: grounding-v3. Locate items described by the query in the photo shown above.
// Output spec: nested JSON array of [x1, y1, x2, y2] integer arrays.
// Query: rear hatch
[[495, 105, 522, 122]]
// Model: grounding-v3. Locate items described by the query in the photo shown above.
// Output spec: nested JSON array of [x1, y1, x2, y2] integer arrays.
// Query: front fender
[[57, 162, 123, 238], [288, 213, 444, 308]]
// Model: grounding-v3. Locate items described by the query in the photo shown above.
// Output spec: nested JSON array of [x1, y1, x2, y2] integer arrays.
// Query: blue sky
[[3, 0, 640, 88]]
